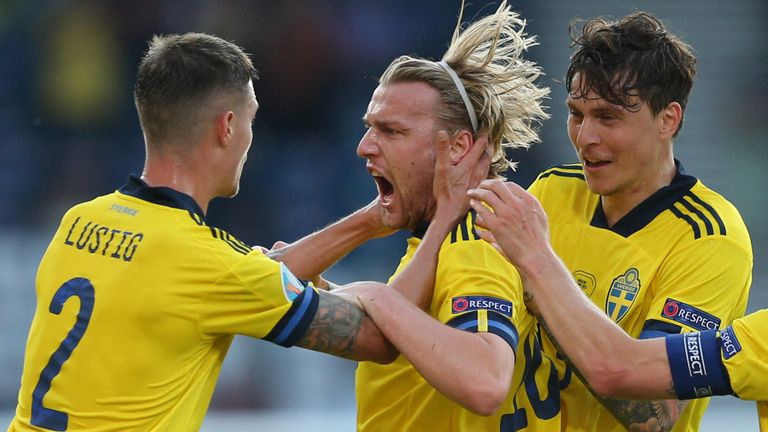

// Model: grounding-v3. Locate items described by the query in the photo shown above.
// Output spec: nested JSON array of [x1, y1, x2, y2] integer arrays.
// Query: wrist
[[356, 283, 390, 314], [515, 246, 561, 280], [433, 203, 466, 227]]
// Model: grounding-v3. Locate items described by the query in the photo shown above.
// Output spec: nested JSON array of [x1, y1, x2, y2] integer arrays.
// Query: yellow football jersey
[[527, 163, 753, 432], [355, 212, 562, 431], [722, 311, 768, 432], [667, 309, 768, 430], [8, 176, 318, 432]]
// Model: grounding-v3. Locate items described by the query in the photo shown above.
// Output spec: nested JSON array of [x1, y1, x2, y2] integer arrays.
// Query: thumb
[[271, 241, 289, 250]]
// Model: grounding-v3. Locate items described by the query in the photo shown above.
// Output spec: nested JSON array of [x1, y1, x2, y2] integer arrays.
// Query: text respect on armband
[[63, 216, 144, 262]]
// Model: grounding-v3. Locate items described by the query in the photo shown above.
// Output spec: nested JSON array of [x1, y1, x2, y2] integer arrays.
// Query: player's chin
[[223, 183, 240, 198], [381, 208, 409, 231]]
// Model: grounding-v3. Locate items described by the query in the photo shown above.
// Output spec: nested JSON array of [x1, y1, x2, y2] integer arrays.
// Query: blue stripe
[[273, 287, 316, 345], [264, 286, 319, 348], [640, 319, 682, 339], [469, 210, 481, 240], [686, 192, 726, 235], [538, 170, 585, 180], [459, 219, 469, 242], [488, 320, 520, 351], [670, 205, 701, 239], [679, 197, 714, 236], [447, 311, 478, 329], [447, 311, 519, 351], [455, 319, 478, 331]]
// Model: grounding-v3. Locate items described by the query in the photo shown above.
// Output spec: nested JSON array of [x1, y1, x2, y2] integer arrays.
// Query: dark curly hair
[[566, 12, 696, 136]]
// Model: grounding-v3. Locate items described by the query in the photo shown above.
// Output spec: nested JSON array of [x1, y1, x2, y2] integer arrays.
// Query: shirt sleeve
[[640, 237, 751, 339], [434, 230, 526, 352], [666, 310, 768, 401], [198, 251, 318, 346], [719, 310, 768, 400]]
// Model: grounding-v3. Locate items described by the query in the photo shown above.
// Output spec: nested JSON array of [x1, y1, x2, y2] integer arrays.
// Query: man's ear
[[436, 129, 474, 164], [214, 111, 236, 147], [659, 102, 683, 140]]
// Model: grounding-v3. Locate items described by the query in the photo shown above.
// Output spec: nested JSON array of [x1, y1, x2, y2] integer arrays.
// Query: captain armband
[[665, 330, 732, 399]]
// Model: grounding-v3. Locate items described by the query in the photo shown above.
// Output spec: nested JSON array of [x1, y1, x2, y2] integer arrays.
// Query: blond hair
[[379, 1, 549, 177]]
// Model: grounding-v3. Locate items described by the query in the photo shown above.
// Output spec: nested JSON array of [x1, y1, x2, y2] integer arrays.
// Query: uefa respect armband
[[666, 330, 732, 399]]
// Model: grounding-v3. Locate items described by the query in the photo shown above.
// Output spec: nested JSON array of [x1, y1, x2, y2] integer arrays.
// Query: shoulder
[[529, 163, 590, 199], [440, 211, 518, 275], [670, 181, 751, 247], [533, 163, 585, 183]]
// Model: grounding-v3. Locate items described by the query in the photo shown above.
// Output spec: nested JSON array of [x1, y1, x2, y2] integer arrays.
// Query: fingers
[[468, 185, 505, 214], [474, 226, 495, 243], [252, 245, 269, 254], [466, 133, 490, 164], [469, 197, 494, 225], [434, 130, 452, 167], [271, 240, 289, 250], [478, 179, 522, 203], [472, 134, 492, 159]]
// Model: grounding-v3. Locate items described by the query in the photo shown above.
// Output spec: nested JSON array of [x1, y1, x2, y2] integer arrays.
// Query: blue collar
[[590, 159, 697, 237], [119, 175, 206, 220]]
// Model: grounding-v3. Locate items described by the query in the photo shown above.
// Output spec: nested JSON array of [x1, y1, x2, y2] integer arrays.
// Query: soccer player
[[467, 179, 767, 431], [6, 32, 483, 431], [471, 12, 753, 432], [271, 2, 556, 430]]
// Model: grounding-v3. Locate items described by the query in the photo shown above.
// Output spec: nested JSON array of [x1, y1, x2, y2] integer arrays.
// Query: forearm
[[599, 396, 688, 432], [298, 286, 397, 364], [268, 209, 383, 281], [517, 249, 674, 400], [358, 284, 513, 415]]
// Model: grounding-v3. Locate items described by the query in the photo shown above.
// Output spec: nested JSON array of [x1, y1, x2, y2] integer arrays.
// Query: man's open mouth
[[371, 171, 394, 204]]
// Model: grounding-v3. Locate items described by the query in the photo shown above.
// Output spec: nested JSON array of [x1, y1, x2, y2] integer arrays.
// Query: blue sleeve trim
[[640, 319, 683, 339], [666, 330, 732, 399], [446, 310, 520, 351], [264, 285, 319, 347]]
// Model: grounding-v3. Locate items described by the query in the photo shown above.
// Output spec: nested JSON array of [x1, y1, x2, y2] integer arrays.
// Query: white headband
[[437, 61, 478, 133]]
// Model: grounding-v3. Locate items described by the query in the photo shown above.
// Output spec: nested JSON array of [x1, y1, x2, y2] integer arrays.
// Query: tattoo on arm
[[537, 319, 687, 432], [601, 398, 688, 432], [296, 292, 363, 359]]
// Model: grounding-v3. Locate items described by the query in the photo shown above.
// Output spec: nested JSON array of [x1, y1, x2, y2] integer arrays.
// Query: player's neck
[[600, 159, 677, 227], [141, 155, 213, 214]]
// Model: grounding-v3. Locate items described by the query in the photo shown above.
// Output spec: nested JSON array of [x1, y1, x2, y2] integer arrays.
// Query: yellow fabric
[[355, 212, 562, 431], [9, 185, 312, 431], [723, 311, 768, 402], [527, 164, 753, 432], [719, 311, 768, 430]]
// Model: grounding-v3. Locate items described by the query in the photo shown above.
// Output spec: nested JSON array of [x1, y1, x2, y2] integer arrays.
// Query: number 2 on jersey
[[31, 277, 95, 431]]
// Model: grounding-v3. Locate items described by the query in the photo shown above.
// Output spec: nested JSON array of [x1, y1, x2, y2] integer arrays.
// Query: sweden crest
[[605, 268, 640, 323]]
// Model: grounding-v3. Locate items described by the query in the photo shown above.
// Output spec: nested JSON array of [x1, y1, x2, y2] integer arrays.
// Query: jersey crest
[[573, 270, 596, 297], [605, 268, 640, 323]]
